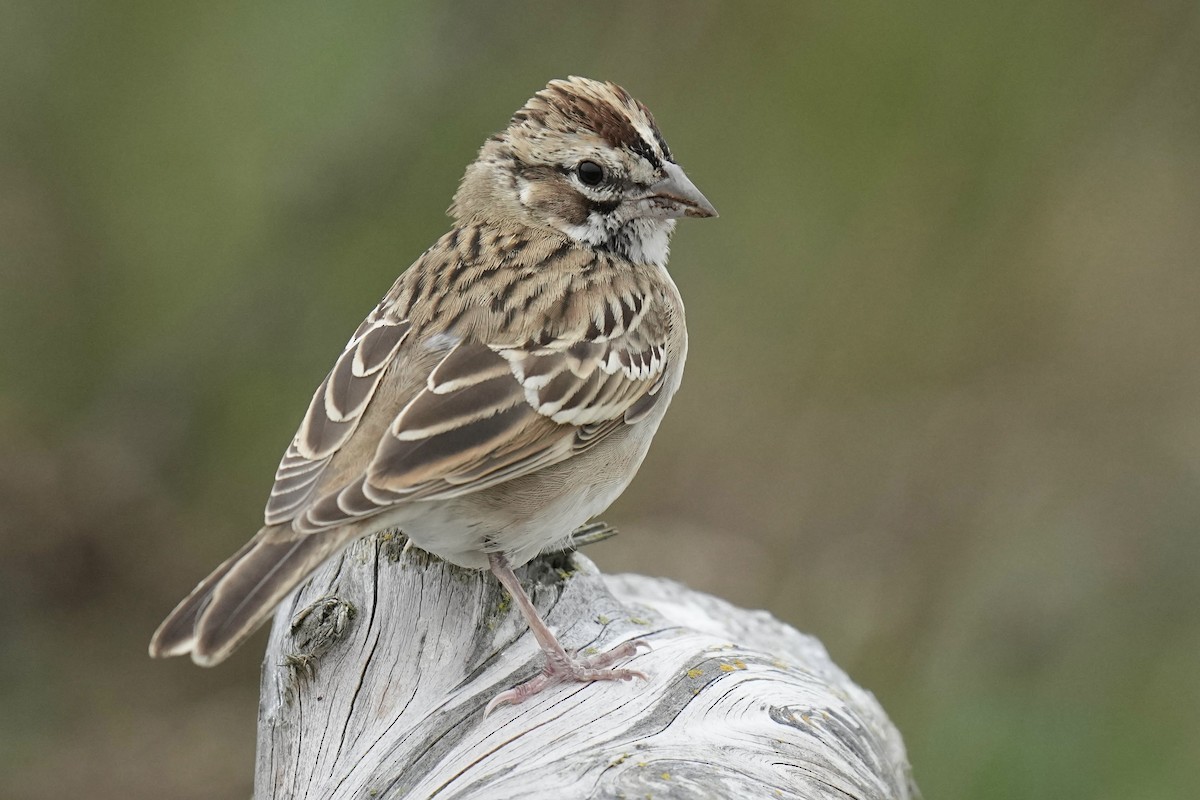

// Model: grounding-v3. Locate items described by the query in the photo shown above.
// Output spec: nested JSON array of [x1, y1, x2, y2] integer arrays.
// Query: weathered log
[[255, 528, 920, 799]]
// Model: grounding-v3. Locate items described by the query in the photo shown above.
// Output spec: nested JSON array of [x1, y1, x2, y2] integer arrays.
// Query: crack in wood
[[254, 533, 919, 799]]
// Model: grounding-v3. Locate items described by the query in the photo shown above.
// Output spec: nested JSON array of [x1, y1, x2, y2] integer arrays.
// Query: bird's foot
[[485, 638, 650, 715]]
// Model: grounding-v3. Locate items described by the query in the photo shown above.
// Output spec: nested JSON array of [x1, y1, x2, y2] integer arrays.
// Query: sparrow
[[149, 76, 717, 711]]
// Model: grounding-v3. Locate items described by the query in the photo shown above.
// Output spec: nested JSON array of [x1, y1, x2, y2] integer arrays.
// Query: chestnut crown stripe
[[514, 78, 671, 169]]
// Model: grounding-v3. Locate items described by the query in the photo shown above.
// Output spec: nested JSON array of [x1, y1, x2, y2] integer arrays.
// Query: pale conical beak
[[646, 161, 718, 219]]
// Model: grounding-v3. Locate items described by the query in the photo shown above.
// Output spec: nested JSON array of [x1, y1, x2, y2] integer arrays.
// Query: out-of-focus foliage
[[2, 2, 1198, 798]]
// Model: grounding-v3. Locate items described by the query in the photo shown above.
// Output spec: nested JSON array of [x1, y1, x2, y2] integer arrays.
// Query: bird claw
[[484, 639, 651, 716]]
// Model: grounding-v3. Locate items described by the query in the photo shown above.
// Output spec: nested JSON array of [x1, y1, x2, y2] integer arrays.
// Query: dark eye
[[576, 160, 605, 187]]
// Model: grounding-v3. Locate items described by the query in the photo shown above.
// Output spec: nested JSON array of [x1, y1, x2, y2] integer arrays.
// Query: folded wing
[[289, 288, 671, 533], [263, 312, 412, 526]]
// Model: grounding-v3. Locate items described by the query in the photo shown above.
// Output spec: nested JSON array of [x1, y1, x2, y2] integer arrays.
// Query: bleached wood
[[254, 530, 920, 799]]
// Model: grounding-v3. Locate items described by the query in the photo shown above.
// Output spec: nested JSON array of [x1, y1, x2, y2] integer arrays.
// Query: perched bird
[[149, 76, 716, 710]]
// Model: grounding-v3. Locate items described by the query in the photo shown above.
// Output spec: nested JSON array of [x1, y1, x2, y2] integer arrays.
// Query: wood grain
[[255, 530, 919, 799]]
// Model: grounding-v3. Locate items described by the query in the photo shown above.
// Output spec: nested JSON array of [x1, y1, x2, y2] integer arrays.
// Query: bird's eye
[[576, 160, 605, 187]]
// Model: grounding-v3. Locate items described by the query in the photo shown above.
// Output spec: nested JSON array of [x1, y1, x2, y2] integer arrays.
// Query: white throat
[[558, 213, 676, 267]]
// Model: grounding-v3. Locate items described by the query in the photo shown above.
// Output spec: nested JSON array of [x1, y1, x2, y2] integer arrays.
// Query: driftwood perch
[[255, 528, 920, 799]]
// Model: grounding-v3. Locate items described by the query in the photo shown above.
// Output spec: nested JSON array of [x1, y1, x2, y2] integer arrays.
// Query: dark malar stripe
[[590, 198, 621, 215]]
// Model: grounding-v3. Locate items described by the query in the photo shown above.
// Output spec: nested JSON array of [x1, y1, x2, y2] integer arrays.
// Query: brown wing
[[263, 311, 411, 525], [293, 288, 672, 533]]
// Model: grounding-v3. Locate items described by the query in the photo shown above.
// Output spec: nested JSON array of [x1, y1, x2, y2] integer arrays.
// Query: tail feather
[[148, 535, 261, 659], [149, 528, 349, 666]]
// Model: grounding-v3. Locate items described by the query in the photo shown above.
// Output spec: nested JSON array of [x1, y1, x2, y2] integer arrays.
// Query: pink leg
[[485, 553, 649, 715]]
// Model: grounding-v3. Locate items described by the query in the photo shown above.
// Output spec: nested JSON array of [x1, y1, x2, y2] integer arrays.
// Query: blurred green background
[[2, 1, 1199, 797]]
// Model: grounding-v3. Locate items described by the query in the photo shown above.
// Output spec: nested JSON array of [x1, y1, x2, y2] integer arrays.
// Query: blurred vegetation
[[2, 1, 1199, 798]]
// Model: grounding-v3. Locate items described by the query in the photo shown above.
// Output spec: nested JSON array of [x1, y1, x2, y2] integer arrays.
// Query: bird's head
[[452, 76, 717, 266]]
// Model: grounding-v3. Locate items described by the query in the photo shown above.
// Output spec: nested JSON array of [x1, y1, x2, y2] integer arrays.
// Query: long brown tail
[[149, 528, 350, 666]]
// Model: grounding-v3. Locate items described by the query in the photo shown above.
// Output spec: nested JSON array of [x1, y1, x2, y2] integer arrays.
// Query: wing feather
[[290, 286, 672, 532], [263, 318, 411, 525]]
